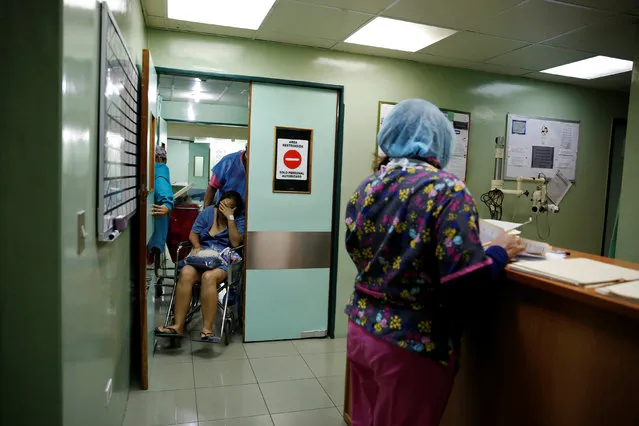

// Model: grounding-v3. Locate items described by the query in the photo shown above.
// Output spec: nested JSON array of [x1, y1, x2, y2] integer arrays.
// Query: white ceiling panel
[[332, 42, 415, 60], [257, 31, 338, 49], [543, 15, 637, 60], [473, 0, 610, 43], [526, 69, 632, 91], [420, 31, 529, 62], [293, 0, 396, 14], [412, 54, 530, 75], [151, 18, 257, 38], [556, 0, 639, 13], [487, 45, 593, 70], [158, 74, 250, 106], [383, 0, 524, 30], [259, 1, 373, 41], [143, 0, 166, 17]]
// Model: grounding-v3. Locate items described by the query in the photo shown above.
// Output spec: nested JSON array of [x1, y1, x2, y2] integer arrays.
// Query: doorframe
[[135, 49, 153, 390], [601, 117, 627, 256], [155, 67, 345, 338]]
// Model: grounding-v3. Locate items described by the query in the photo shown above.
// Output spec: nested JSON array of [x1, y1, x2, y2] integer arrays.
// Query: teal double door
[[244, 82, 339, 342]]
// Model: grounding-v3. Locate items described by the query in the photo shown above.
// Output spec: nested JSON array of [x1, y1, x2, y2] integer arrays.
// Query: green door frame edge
[[155, 67, 345, 339]]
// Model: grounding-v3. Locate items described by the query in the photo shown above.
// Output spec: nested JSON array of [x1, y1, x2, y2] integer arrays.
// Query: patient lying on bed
[[155, 191, 244, 342]]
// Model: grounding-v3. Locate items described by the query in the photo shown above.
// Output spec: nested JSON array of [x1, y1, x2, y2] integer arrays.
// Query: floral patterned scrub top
[[344, 161, 493, 366]]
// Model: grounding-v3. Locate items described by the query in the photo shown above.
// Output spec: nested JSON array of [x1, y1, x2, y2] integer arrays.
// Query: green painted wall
[[2, 1, 63, 425], [189, 141, 211, 189], [148, 31, 629, 337], [60, 1, 146, 426], [616, 34, 639, 263]]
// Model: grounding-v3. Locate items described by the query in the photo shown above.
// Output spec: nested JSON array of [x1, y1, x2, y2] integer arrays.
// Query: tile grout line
[[191, 338, 200, 423], [247, 355, 273, 423]]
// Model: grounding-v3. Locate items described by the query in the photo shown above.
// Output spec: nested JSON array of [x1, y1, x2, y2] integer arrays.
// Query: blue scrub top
[[147, 162, 174, 253], [209, 151, 247, 203]]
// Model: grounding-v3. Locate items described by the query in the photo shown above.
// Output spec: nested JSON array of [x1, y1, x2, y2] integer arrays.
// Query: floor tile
[[122, 389, 197, 426], [199, 416, 274, 426], [192, 339, 247, 361], [154, 339, 193, 364], [194, 359, 256, 388], [302, 352, 347, 378], [249, 355, 314, 383], [244, 341, 299, 358], [259, 379, 334, 414], [272, 408, 346, 426], [293, 338, 347, 354], [147, 362, 194, 391], [196, 384, 268, 421], [318, 375, 346, 406]]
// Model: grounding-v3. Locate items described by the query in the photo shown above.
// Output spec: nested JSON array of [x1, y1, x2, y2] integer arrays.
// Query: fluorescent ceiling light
[[167, 0, 276, 30], [345, 17, 456, 53], [541, 56, 633, 80]]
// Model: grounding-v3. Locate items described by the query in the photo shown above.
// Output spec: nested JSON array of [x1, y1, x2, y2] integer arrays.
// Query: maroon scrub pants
[[347, 321, 456, 426]]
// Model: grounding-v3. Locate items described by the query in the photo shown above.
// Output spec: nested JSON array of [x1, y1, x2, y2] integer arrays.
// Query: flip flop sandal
[[193, 332, 220, 344], [154, 327, 183, 337]]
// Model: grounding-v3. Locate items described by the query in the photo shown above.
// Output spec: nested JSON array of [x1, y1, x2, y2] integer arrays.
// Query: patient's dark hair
[[218, 190, 244, 216]]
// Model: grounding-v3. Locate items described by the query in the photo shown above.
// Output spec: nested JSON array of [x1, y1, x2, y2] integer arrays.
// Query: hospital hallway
[[124, 336, 347, 425]]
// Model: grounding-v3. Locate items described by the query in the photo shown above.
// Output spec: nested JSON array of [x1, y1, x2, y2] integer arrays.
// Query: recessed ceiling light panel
[[345, 17, 457, 53], [167, 0, 276, 30], [541, 56, 633, 80]]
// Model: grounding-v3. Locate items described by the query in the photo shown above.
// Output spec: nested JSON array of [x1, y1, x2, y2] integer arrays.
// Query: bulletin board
[[273, 127, 313, 194], [375, 101, 471, 181], [505, 114, 580, 181], [96, 2, 140, 242]]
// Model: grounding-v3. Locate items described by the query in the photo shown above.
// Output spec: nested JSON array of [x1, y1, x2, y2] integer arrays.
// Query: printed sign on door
[[276, 138, 309, 181]]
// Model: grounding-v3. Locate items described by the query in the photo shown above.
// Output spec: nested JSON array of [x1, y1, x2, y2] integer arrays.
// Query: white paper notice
[[505, 114, 580, 181], [276, 138, 309, 181]]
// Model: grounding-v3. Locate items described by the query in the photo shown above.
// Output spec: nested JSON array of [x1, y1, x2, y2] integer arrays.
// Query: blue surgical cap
[[378, 99, 455, 168]]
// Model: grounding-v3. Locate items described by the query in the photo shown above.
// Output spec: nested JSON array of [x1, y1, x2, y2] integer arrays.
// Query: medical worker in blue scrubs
[[147, 145, 174, 263]]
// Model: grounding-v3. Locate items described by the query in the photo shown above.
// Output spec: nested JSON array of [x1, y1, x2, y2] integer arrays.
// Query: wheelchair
[[159, 242, 244, 347]]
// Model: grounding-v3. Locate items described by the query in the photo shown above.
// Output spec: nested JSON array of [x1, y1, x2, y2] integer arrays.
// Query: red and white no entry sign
[[283, 150, 302, 169]]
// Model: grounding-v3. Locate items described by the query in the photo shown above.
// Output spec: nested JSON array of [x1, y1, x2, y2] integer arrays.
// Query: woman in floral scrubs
[[345, 99, 524, 426]]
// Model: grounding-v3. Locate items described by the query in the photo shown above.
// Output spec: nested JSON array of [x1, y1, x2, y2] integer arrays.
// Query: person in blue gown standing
[[147, 145, 174, 264]]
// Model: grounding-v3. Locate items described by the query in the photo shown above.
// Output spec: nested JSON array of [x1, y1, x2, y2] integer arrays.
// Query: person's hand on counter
[[492, 231, 526, 260]]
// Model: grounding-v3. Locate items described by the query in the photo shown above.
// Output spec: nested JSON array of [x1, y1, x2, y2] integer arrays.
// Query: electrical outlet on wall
[[105, 378, 113, 407]]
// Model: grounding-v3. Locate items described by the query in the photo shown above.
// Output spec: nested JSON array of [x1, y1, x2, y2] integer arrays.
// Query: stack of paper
[[480, 218, 548, 257], [596, 281, 639, 303], [510, 258, 639, 286], [479, 218, 529, 245]]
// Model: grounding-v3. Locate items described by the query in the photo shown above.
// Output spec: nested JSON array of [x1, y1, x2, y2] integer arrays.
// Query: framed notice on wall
[[375, 101, 472, 181], [273, 127, 313, 194], [96, 2, 139, 242], [505, 114, 580, 181]]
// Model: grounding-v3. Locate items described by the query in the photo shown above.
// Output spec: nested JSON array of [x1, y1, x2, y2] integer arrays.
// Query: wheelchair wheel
[[169, 336, 182, 348], [155, 278, 163, 298], [223, 319, 232, 346]]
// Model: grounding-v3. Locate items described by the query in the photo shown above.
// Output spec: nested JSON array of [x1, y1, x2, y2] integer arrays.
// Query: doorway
[[146, 68, 344, 347], [602, 118, 627, 257]]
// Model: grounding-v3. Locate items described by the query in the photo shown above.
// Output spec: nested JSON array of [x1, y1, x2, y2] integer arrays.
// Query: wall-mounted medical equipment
[[483, 136, 572, 220]]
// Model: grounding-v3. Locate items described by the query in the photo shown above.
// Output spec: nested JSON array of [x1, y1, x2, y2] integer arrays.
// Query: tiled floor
[[123, 337, 348, 426]]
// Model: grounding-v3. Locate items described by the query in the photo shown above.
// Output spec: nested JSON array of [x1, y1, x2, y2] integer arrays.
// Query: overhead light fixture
[[344, 17, 456, 53], [541, 56, 633, 80], [167, 0, 276, 30], [187, 104, 195, 121]]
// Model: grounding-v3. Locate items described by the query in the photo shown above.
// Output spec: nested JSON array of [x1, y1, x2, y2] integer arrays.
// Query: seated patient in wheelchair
[[155, 190, 244, 342]]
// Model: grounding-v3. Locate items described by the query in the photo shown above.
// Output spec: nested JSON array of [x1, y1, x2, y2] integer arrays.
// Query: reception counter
[[343, 250, 639, 426]]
